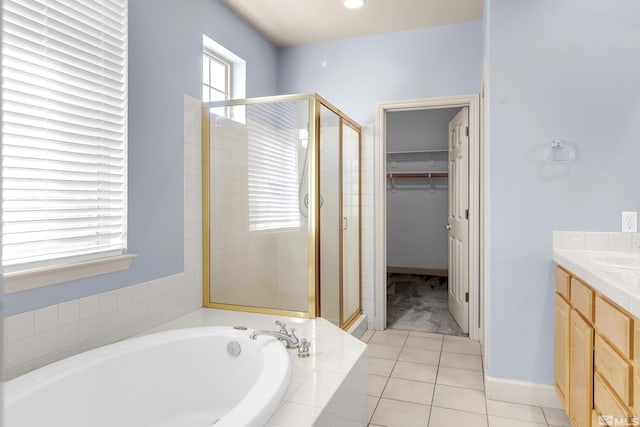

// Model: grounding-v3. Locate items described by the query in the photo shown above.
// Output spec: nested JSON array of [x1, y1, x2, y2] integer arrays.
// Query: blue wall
[[4, 0, 278, 316], [277, 22, 483, 124], [486, 0, 640, 384]]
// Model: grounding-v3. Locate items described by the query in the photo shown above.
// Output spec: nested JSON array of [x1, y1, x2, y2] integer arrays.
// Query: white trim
[[4, 254, 137, 293], [374, 94, 483, 343], [481, 58, 490, 362], [485, 375, 563, 409]]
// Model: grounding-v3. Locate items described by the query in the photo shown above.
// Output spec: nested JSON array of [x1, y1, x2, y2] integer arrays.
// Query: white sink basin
[[586, 252, 640, 270]]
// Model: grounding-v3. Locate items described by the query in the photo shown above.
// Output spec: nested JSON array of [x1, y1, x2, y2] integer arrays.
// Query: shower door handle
[[343, 217, 348, 230]]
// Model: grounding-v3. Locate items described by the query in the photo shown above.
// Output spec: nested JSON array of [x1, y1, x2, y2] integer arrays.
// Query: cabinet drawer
[[596, 295, 632, 358], [571, 277, 594, 322], [595, 333, 632, 406], [556, 266, 570, 299], [594, 372, 632, 422]]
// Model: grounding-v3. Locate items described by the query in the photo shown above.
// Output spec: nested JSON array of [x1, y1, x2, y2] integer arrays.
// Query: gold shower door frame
[[201, 93, 362, 329]]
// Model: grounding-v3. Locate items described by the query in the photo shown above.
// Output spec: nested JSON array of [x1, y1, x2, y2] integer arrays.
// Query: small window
[[202, 49, 231, 102]]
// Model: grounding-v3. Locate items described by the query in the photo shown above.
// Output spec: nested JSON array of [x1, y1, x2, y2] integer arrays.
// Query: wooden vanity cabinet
[[570, 309, 594, 427], [554, 266, 638, 427], [556, 293, 571, 407]]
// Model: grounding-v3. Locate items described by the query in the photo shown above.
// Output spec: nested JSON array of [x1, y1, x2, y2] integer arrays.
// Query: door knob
[[445, 224, 451, 231]]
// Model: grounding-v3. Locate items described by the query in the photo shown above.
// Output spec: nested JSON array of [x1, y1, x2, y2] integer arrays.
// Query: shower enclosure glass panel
[[342, 122, 361, 325], [206, 99, 310, 313], [319, 105, 340, 326]]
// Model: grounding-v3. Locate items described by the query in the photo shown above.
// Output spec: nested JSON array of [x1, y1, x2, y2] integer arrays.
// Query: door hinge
[[465, 209, 469, 220], [465, 292, 469, 303], [465, 126, 469, 137]]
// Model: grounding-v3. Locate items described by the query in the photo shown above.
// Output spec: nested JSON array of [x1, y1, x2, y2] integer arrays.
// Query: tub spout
[[250, 329, 300, 348]]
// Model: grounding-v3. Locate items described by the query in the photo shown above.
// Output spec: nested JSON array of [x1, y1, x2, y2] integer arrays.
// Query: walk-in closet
[[386, 107, 466, 336]]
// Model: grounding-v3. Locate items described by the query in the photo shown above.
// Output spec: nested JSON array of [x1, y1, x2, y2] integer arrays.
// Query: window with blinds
[[247, 102, 302, 232], [1, 0, 128, 272]]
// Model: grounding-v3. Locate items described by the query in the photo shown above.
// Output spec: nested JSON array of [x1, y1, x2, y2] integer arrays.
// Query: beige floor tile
[[441, 339, 481, 355], [368, 374, 388, 397], [368, 395, 379, 422], [385, 328, 411, 336], [368, 357, 396, 377], [428, 406, 488, 427], [392, 361, 438, 383], [382, 377, 435, 405], [443, 334, 472, 342], [399, 347, 441, 365], [409, 331, 445, 339], [368, 343, 403, 360], [432, 384, 487, 414], [439, 352, 482, 371], [371, 398, 431, 427], [360, 329, 375, 343], [369, 331, 408, 347], [405, 336, 443, 351], [542, 407, 570, 426], [487, 400, 546, 423], [488, 415, 547, 427], [436, 366, 484, 390]]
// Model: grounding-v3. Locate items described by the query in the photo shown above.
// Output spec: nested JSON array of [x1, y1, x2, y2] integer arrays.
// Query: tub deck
[[144, 309, 368, 427]]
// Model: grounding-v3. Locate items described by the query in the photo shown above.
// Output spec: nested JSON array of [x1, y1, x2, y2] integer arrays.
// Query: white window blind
[[1, 0, 128, 271], [247, 102, 301, 232]]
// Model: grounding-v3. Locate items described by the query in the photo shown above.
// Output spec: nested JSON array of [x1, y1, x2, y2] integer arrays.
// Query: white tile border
[[485, 375, 563, 410]]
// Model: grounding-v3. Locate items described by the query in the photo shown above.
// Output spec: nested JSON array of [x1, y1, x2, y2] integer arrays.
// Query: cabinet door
[[556, 294, 571, 411], [571, 309, 594, 427]]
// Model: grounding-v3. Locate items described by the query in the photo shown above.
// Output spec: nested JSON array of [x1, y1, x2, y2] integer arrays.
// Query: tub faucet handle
[[298, 338, 310, 358], [275, 320, 289, 335]]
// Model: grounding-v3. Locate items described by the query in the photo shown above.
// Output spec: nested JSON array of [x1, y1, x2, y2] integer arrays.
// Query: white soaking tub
[[5, 326, 290, 427]]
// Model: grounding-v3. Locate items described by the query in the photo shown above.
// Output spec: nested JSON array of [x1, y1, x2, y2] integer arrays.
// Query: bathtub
[[5, 326, 290, 427]]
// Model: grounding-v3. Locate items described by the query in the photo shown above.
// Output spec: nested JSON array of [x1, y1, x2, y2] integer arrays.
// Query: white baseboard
[[485, 374, 564, 409]]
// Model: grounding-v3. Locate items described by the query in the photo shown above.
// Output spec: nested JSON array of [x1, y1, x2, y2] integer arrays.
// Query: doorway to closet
[[386, 107, 466, 335], [374, 95, 482, 342]]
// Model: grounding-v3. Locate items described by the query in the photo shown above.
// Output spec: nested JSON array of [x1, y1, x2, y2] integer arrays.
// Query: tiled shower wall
[[2, 96, 204, 380]]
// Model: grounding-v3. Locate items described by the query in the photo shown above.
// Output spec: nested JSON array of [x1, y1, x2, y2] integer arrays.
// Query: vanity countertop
[[553, 231, 640, 318]]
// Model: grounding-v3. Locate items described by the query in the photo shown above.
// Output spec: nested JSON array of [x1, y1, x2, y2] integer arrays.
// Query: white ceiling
[[221, 0, 483, 48]]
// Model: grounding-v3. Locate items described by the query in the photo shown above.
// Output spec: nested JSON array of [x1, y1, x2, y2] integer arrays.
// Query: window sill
[[4, 254, 137, 293]]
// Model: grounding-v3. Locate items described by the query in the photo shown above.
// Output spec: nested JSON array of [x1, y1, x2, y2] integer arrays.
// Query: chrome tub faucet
[[250, 321, 300, 348]]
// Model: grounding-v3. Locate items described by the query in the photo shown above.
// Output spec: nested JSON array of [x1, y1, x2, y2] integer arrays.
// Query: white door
[[447, 107, 469, 334]]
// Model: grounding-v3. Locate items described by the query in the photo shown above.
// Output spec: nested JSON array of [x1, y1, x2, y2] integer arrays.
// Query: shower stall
[[201, 94, 361, 330]]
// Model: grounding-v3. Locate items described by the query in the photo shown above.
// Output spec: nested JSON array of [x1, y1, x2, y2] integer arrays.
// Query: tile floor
[[360, 329, 570, 427]]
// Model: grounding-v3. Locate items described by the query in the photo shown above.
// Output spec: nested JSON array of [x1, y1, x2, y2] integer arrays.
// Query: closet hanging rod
[[386, 172, 448, 179]]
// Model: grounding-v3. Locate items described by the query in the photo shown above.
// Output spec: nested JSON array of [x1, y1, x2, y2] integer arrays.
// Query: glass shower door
[[319, 105, 340, 326], [341, 121, 361, 327]]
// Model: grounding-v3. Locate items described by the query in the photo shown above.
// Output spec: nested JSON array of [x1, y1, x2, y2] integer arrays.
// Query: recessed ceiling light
[[344, 0, 365, 9]]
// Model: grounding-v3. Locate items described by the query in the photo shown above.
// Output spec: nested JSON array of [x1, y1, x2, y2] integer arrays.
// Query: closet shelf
[[387, 149, 447, 155], [386, 172, 448, 179]]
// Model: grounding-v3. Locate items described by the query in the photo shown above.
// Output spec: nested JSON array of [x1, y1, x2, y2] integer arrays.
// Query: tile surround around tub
[[2, 95, 204, 380]]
